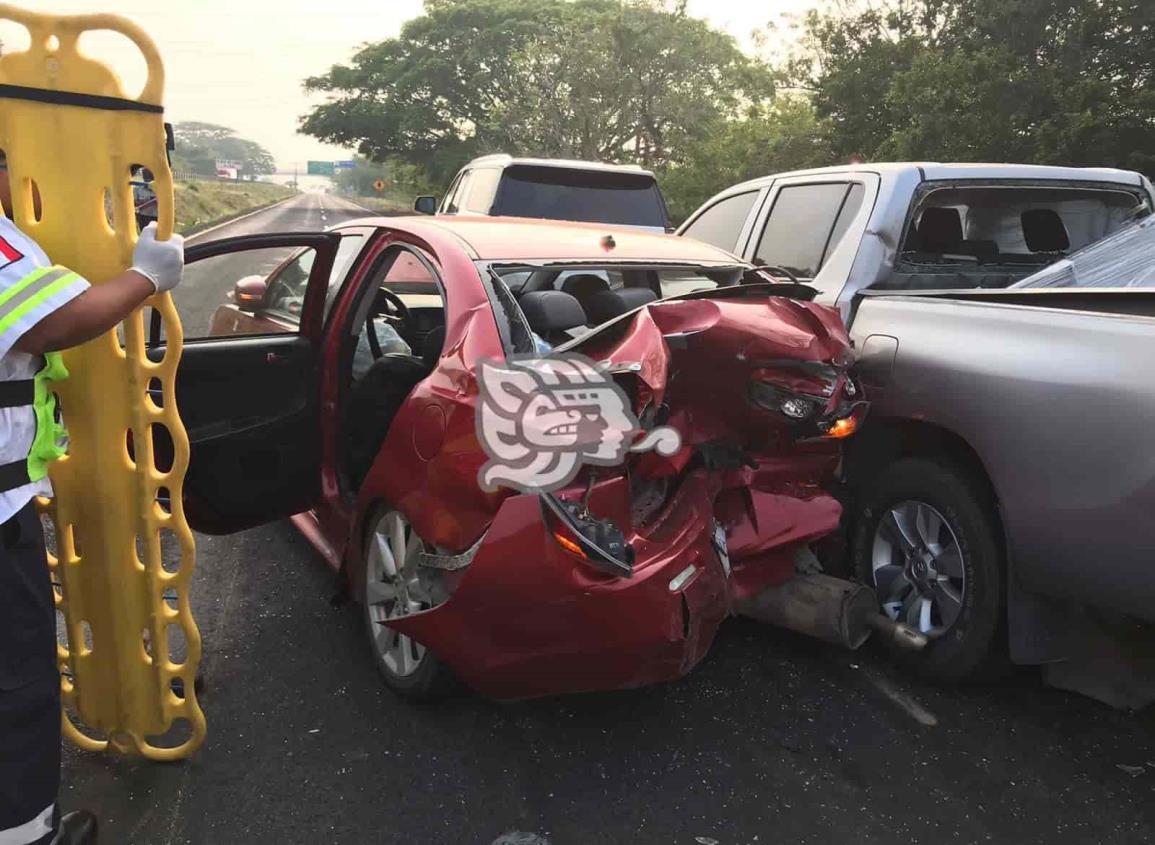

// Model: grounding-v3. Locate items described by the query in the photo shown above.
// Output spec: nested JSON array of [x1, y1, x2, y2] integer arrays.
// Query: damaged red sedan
[[166, 217, 865, 699]]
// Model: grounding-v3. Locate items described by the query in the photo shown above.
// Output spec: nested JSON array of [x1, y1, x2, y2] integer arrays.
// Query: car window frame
[[342, 238, 450, 349], [679, 188, 765, 253], [438, 172, 464, 214], [751, 180, 855, 280], [251, 229, 375, 330], [443, 170, 473, 214], [150, 231, 343, 347], [461, 167, 502, 214], [740, 173, 880, 306], [262, 249, 316, 323]]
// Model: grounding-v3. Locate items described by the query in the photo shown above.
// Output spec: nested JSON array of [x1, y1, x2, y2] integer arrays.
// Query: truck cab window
[[681, 191, 758, 252], [824, 183, 866, 265], [754, 182, 850, 278]]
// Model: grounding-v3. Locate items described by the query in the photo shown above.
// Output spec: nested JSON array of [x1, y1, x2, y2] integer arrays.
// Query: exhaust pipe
[[868, 612, 929, 651], [736, 573, 927, 651]]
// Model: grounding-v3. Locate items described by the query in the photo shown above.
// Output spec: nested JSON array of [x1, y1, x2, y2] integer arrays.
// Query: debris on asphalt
[[1116, 764, 1145, 778], [491, 833, 551, 845], [695, 838, 720, 845], [860, 666, 939, 727]]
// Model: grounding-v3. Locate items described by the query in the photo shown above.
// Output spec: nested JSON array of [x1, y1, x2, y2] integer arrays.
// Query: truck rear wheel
[[851, 458, 1002, 681]]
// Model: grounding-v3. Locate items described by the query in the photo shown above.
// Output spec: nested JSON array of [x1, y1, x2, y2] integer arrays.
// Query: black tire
[[851, 458, 1003, 681], [361, 507, 457, 701]]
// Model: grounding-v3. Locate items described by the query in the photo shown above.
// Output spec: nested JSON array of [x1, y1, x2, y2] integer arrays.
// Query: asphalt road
[[59, 195, 1155, 845], [173, 191, 372, 338]]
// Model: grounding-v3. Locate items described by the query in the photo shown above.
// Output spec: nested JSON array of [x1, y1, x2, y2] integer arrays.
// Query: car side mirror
[[231, 276, 268, 312], [413, 195, 438, 215]]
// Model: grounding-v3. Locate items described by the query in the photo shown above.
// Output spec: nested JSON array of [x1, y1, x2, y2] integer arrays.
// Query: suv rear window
[[492, 165, 669, 228]]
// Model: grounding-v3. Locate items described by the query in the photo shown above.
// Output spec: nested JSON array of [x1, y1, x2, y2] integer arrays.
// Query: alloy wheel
[[364, 509, 432, 677], [870, 499, 966, 637]]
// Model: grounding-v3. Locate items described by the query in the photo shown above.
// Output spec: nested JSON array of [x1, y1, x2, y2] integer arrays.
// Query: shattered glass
[[1013, 215, 1155, 289]]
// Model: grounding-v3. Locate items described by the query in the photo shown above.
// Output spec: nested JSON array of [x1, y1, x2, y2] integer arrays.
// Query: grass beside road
[[175, 180, 295, 232], [347, 190, 412, 214]]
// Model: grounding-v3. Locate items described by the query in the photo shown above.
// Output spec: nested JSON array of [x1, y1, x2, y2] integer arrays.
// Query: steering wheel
[[366, 289, 412, 360]]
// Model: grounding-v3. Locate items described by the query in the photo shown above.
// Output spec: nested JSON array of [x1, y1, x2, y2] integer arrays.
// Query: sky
[[10, 1, 819, 172]]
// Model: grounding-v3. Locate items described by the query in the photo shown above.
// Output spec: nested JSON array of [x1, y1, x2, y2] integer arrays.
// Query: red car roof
[[347, 215, 743, 263]]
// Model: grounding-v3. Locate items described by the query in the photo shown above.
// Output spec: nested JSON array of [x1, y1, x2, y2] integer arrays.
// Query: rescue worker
[[0, 150, 185, 845]]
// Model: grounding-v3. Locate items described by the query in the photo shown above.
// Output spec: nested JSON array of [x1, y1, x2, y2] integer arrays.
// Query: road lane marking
[[186, 195, 298, 243]]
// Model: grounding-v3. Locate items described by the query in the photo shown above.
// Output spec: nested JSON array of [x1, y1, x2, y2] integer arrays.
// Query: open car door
[[149, 231, 342, 534]]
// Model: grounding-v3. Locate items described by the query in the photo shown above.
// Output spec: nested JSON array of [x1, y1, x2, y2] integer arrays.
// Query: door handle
[[266, 351, 290, 364]]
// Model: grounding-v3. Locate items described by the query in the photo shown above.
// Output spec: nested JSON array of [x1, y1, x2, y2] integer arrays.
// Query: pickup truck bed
[[847, 288, 1155, 668]]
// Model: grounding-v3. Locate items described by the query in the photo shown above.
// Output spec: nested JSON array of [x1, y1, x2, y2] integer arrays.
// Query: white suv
[[415, 155, 671, 231]]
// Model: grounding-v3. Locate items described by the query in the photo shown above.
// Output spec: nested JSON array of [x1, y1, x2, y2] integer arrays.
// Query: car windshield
[[492, 165, 669, 228], [1013, 214, 1155, 288]]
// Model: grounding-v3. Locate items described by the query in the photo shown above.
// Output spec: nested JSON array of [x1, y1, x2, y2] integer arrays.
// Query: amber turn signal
[[823, 416, 859, 439], [553, 530, 587, 558]]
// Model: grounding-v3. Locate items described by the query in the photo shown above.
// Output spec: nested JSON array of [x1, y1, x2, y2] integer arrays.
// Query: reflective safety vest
[[0, 217, 89, 519], [0, 347, 69, 488]]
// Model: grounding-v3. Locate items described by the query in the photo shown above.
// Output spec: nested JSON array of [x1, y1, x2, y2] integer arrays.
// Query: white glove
[[132, 222, 185, 293]]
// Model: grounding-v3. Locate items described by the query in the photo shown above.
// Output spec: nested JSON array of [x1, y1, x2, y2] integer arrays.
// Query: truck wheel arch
[[844, 417, 1061, 666], [845, 417, 1001, 521]]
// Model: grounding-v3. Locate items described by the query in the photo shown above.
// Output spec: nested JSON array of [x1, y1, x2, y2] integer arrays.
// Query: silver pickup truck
[[681, 162, 1155, 681]]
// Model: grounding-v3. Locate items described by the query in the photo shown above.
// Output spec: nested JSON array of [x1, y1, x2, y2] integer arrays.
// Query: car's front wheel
[[361, 507, 454, 700], [852, 458, 1003, 681]]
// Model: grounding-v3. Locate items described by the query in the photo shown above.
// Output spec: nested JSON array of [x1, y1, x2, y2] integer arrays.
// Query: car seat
[[1021, 208, 1070, 253], [561, 273, 658, 324], [518, 290, 588, 346], [344, 349, 429, 488], [560, 274, 614, 325], [583, 286, 659, 323], [911, 207, 999, 260]]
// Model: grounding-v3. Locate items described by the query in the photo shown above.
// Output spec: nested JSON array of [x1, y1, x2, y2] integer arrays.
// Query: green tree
[[659, 97, 836, 222], [171, 121, 277, 177], [301, 0, 768, 186], [491, 2, 769, 167], [794, 0, 1155, 176], [332, 155, 399, 196]]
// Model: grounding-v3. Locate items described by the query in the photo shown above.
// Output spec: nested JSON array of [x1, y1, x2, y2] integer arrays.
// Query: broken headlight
[[748, 381, 824, 421], [748, 378, 868, 440]]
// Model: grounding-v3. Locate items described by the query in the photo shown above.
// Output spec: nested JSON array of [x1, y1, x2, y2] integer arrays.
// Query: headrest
[[1021, 209, 1070, 252], [583, 290, 627, 324], [560, 274, 612, 300], [421, 325, 445, 370], [917, 207, 964, 252], [518, 290, 588, 333], [581, 287, 659, 325], [616, 287, 658, 310]]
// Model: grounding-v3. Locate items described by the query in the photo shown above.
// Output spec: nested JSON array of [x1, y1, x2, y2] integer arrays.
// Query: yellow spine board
[[0, 6, 203, 760]]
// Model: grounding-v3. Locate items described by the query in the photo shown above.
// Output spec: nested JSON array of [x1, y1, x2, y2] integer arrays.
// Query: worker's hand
[[132, 223, 185, 293]]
